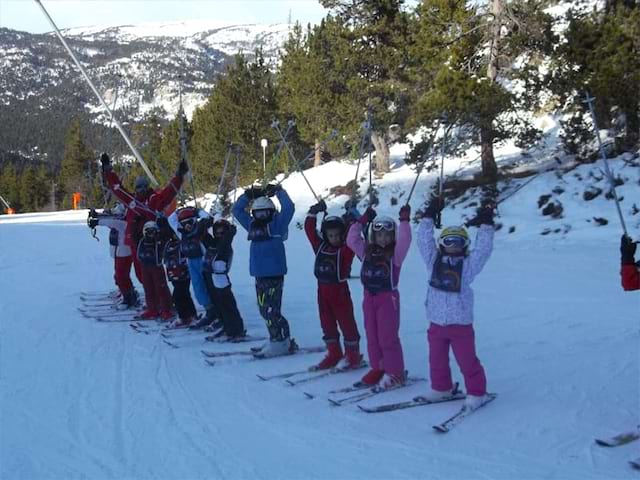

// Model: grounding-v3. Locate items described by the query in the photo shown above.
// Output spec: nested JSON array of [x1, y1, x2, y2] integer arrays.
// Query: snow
[[1, 141, 639, 478]]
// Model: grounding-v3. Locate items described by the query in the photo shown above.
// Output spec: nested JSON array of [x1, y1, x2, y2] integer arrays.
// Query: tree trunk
[[480, 125, 498, 181], [481, 0, 503, 180], [371, 131, 390, 174], [314, 138, 322, 167], [624, 105, 639, 150]]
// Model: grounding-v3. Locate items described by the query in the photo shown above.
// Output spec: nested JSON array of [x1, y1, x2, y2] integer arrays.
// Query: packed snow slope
[[1, 139, 639, 479]]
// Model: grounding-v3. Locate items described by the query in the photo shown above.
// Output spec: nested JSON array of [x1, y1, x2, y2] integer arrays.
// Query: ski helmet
[[438, 225, 470, 255], [143, 220, 159, 236], [177, 207, 198, 228], [213, 218, 231, 237], [134, 176, 150, 194], [251, 196, 276, 220], [113, 203, 126, 217], [321, 215, 346, 243], [368, 215, 396, 243]]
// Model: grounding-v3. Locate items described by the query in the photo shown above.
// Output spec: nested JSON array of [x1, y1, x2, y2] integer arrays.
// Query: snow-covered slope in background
[[1, 140, 638, 478]]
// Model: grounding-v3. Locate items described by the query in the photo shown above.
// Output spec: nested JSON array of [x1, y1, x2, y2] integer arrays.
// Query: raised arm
[[304, 215, 323, 252], [346, 222, 366, 261], [232, 193, 252, 232], [417, 218, 438, 268], [273, 188, 295, 233], [467, 225, 494, 279], [393, 220, 412, 267]]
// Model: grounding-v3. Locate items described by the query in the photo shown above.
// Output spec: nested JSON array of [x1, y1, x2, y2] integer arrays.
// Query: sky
[[0, 0, 329, 33]]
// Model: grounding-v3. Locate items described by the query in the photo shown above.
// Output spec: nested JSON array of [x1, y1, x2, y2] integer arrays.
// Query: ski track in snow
[[1, 154, 639, 479]]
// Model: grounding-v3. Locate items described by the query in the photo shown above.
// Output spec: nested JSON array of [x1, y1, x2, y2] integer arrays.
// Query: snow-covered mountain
[[0, 21, 291, 120]]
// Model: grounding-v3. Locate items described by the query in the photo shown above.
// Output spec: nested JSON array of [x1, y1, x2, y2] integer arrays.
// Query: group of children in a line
[[89, 151, 517, 409]]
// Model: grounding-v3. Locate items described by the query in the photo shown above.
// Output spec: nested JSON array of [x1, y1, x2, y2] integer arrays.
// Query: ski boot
[[312, 340, 342, 370]]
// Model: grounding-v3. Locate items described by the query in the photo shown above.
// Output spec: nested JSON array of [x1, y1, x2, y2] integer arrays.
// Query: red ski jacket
[[304, 214, 355, 283], [104, 170, 183, 249], [621, 263, 640, 291]]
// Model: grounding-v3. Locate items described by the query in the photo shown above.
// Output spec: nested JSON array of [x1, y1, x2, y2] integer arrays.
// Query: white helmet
[[368, 215, 397, 243], [143, 221, 159, 236], [251, 196, 276, 211], [113, 203, 126, 217]]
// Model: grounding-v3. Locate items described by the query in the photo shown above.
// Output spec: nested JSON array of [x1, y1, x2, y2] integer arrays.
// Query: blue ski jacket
[[232, 189, 295, 278]]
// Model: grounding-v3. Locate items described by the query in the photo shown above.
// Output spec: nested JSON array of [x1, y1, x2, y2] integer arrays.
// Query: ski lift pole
[[231, 153, 240, 224], [584, 94, 628, 236], [271, 120, 321, 203], [34, 0, 158, 186], [365, 108, 374, 205]]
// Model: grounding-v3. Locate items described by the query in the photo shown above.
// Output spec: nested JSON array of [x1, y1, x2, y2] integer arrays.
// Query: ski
[[257, 369, 311, 381], [286, 360, 367, 387], [163, 339, 180, 349], [357, 384, 464, 413], [328, 377, 426, 406], [96, 316, 155, 323], [629, 457, 640, 470], [206, 335, 267, 344], [432, 393, 497, 433], [595, 428, 640, 447], [201, 345, 324, 359]]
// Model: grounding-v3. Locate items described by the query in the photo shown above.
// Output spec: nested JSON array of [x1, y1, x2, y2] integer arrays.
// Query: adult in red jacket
[[304, 199, 361, 370], [100, 153, 186, 318], [621, 235, 639, 291]]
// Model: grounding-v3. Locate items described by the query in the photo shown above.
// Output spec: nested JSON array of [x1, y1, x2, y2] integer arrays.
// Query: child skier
[[416, 197, 495, 410], [160, 221, 198, 328], [87, 203, 139, 308], [168, 207, 220, 329], [232, 184, 295, 357], [346, 205, 412, 389], [136, 220, 174, 320], [620, 235, 639, 290], [305, 199, 361, 370], [100, 153, 185, 319], [202, 218, 246, 340]]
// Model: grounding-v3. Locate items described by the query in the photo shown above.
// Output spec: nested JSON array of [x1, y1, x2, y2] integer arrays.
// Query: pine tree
[[191, 51, 279, 189], [318, 0, 413, 173], [58, 119, 95, 208], [409, 0, 552, 181], [548, 2, 640, 154]]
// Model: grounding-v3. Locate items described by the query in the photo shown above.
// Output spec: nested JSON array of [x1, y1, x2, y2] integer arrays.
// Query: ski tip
[[303, 392, 314, 399], [328, 399, 341, 407], [433, 425, 449, 434], [204, 359, 215, 367], [285, 380, 295, 386], [256, 374, 268, 381], [357, 405, 369, 413]]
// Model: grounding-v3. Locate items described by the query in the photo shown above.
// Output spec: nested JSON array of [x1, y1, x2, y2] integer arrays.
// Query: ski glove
[[358, 206, 376, 225], [399, 205, 411, 222], [245, 186, 264, 200], [88, 218, 99, 229], [308, 200, 327, 215], [422, 195, 444, 220], [265, 183, 282, 197], [176, 159, 189, 177], [100, 153, 112, 172], [621, 235, 637, 264]]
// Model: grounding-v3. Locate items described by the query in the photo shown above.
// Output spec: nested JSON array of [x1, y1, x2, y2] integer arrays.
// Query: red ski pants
[[428, 323, 486, 396], [141, 264, 172, 313], [114, 256, 134, 294], [317, 283, 360, 343]]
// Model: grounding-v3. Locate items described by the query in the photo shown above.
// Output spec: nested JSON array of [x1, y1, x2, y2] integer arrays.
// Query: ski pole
[[584, 93, 628, 236], [34, 0, 159, 186], [211, 144, 234, 215], [179, 79, 199, 208], [271, 121, 323, 202], [265, 119, 294, 185]]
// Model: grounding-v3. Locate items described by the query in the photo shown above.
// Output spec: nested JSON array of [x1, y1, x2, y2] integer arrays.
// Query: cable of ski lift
[[33, 0, 159, 186]]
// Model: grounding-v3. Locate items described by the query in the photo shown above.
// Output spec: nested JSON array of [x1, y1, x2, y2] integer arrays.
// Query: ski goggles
[[441, 235, 467, 249], [372, 219, 395, 232], [252, 209, 272, 220]]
